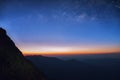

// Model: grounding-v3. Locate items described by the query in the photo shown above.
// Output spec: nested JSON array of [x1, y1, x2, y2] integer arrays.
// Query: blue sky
[[0, 0, 120, 53]]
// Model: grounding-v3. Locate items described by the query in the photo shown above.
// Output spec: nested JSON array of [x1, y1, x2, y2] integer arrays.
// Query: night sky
[[0, 0, 120, 55]]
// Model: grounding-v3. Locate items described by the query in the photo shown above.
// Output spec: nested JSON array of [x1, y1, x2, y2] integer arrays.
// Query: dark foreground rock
[[0, 28, 47, 80]]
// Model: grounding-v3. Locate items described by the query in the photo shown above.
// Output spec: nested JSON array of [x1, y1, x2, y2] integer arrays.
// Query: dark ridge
[[0, 27, 47, 80], [26, 55, 120, 80]]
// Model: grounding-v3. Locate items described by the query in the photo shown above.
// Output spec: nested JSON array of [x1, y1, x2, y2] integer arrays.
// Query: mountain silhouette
[[0, 28, 46, 80], [26, 55, 120, 80]]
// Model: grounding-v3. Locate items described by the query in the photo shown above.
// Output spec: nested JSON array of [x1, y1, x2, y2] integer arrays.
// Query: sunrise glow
[[21, 45, 120, 56]]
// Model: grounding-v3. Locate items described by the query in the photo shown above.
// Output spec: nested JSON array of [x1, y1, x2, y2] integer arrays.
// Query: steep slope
[[0, 28, 46, 80]]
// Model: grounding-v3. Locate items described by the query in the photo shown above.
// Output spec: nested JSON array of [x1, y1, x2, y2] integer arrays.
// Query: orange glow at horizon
[[19, 45, 120, 56]]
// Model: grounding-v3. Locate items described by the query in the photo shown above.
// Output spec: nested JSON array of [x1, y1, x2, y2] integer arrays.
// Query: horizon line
[[23, 51, 120, 56]]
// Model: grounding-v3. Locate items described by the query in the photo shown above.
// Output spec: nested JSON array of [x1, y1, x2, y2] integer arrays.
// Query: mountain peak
[[0, 27, 6, 35]]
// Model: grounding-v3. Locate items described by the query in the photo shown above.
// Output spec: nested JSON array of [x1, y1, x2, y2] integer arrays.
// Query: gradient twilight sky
[[0, 0, 120, 55]]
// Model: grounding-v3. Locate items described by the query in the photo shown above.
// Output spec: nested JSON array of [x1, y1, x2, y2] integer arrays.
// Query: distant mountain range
[[26, 55, 120, 80]]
